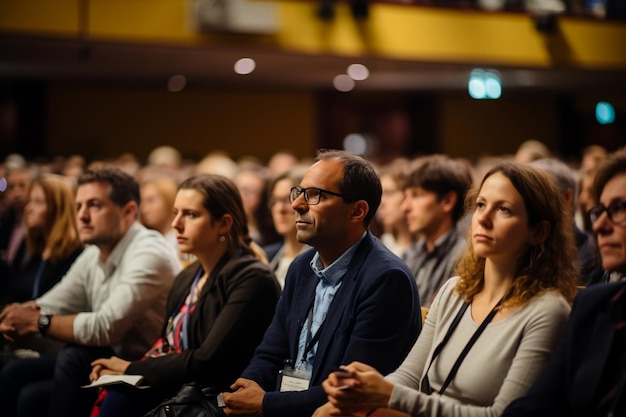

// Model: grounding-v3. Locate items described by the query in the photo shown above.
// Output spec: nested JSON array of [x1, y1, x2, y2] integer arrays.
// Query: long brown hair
[[178, 174, 267, 262], [455, 162, 578, 307], [25, 175, 82, 263]]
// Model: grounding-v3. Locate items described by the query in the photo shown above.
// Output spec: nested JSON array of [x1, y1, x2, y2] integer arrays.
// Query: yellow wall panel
[[46, 86, 318, 162], [88, 0, 194, 42], [0, 0, 79, 35], [2, 1, 624, 68]]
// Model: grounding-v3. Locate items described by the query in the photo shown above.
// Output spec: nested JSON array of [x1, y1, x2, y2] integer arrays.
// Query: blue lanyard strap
[[32, 260, 48, 299], [182, 267, 204, 350]]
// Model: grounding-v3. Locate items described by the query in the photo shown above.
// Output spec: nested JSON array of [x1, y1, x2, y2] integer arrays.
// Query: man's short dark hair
[[404, 154, 473, 224], [315, 149, 382, 227], [77, 166, 140, 208]]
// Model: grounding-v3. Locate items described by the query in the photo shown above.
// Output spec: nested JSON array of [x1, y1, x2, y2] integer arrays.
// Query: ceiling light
[[347, 64, 369, 81], [333, 74, 355, 92], [167, 75, 186, 92], [234, 58, 256, 75]]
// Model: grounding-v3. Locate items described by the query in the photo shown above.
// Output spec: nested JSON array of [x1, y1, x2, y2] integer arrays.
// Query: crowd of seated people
[[0, 142, 623, 417]]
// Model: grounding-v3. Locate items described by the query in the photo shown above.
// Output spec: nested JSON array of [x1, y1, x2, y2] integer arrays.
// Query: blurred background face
[[401, 186, 445, 236], [140, 182, 173, 232], [24, 183, 47, 230], [270, 178, 296, 236], [235, 170, 264, 218], [377, 174, 406, 230], [593, 172, 626, 273], [6, 169, 31, 210]]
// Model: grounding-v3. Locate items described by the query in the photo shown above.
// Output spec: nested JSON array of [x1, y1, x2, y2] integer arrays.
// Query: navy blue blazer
[[503, 281, 626, 417], [241, 231, 422, 417]]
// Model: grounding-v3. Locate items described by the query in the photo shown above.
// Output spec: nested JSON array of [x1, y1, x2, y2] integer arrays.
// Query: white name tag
[[278, 368, 311, 392]]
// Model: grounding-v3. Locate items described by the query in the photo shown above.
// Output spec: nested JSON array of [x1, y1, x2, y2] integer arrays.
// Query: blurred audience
[[376, 158, 414, 258], [262, 166, 309, 288], [514, 139, 551, 164], [401, 155, 473, 307], [234, 162, 280, 246], [0, 164, 36, 269], [267, 150, 298, 179], [139, 177, 179, 255], [1, 174, 83, 307], [529, 158, 603, 285]]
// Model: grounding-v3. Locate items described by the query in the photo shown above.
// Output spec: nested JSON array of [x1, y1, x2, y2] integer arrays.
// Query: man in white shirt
[[0, 166, 181, 417]]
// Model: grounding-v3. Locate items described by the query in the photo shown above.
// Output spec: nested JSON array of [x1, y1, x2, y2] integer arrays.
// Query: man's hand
[[89, 356, 131, 382], [0, 303, 40, 341], [222, 378, 265, 417]]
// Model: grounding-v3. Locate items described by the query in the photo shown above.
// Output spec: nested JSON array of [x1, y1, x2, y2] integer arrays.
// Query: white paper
[[81, 374, 147, 389]]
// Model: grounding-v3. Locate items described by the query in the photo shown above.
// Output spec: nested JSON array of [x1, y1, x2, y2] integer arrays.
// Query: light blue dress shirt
[[295, 233, 366, 372]]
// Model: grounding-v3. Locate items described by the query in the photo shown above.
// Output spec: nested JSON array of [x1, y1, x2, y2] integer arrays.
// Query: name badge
[[277, 367, 311, 392]]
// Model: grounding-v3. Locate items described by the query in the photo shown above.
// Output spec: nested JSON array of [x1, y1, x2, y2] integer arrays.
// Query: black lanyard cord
[[421, 297, 504, 396]]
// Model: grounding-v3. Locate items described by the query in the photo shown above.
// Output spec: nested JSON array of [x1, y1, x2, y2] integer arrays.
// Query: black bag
[[143, 383, 222, 417]]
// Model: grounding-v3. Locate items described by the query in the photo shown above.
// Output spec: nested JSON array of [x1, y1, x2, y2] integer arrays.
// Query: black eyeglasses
[[589, 200, 626, 225], [289, 186, 345, 205]]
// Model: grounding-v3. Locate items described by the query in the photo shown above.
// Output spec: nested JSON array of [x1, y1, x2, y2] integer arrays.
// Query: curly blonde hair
[[455, 162, 578, 308]]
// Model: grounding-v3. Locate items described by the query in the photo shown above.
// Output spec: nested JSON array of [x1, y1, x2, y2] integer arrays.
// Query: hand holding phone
[[331, 368, 355, 390]]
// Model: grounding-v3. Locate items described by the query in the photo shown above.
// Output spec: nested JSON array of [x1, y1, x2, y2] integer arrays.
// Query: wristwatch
[[37, 314, 52, 336]]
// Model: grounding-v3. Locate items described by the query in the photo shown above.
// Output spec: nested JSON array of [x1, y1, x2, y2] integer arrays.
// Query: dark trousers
[[0, 354, 56, 417], [0, 344, 115, 417], [98, 386, 169, 417]]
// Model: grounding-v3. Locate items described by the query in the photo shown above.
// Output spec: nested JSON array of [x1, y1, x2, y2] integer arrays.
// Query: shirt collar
[[99, 221, 142, 276], [419, 227, 457, 254], [310, 232, 367, 286]]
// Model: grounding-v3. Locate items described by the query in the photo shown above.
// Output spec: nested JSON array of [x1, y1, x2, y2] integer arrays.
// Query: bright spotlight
[[234, 58, 256, 75]]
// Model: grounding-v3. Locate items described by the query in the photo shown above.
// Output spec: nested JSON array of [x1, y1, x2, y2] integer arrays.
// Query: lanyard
[[182, 267, 203, 351], [421, 296, 504, 396], [297, 295, 328, 369], [31, 260, 48, 299]]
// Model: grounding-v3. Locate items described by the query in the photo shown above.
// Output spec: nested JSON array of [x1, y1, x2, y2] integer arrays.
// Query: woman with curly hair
[[314, 161, 578, 417]]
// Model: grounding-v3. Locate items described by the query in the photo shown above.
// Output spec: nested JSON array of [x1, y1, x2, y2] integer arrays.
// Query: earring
[[219, 235, 226, 242]]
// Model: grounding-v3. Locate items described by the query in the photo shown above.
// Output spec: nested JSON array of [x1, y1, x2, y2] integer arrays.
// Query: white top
[[37, 222, 181, 359], [386, 276, 571, 417]]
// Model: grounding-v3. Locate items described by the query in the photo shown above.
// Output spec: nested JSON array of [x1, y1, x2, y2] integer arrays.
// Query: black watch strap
[[38, 314, 52, 336]]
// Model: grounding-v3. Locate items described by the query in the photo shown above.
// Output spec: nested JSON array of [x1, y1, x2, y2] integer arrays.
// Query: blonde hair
[[139, 177, 178, 229], [25, 175, 82, 264]]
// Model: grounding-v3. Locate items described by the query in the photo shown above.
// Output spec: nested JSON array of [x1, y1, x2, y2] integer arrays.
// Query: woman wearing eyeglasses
[[502, 147, 626, 417], [262, 167, 309, 289]]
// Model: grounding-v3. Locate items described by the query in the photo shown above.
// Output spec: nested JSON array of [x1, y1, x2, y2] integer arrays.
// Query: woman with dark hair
[[315, 161, 577, 417], [89, 174, 280, 417]]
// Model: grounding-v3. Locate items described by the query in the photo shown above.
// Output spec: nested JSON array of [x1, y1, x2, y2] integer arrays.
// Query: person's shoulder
[[225, 254, 274, 277], [524, 290, 571, 318], [128, 224, 178, 256], [262, 241, 283, 262], [288, 246, 316, 268], [576, 281, 626, 308]]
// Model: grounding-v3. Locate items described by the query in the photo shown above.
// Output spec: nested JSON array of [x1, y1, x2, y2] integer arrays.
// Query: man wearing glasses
[[221, 149, 422, 417], [503, 147, 626, 417]]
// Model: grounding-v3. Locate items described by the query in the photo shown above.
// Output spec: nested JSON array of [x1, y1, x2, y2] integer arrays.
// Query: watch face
[[38, 315, 50, 327]]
